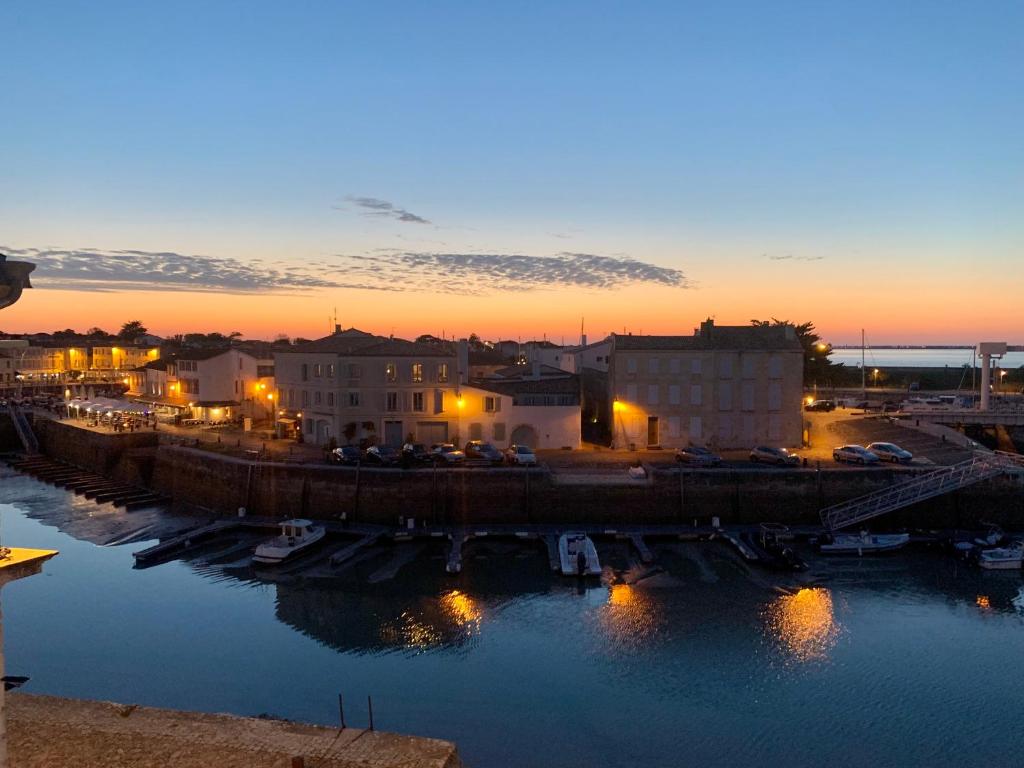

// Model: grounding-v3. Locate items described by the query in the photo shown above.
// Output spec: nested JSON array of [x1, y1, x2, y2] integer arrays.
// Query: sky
[[1, 1, 1021, 345]]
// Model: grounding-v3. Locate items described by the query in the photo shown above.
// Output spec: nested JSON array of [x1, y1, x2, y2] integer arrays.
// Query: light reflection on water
[[3, 469, 1024, 768]]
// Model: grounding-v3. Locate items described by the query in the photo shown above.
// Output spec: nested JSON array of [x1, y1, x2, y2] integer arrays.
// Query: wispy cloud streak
[[346, 196, 431, 224]]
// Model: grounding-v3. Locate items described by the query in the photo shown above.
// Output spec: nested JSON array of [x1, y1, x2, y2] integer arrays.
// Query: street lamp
[[873, 368, 879, 388]]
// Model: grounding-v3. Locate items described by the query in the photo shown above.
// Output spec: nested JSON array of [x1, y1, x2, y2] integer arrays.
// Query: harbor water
[[830, 347, 1024, 369], [2, 468, 1024, 767]]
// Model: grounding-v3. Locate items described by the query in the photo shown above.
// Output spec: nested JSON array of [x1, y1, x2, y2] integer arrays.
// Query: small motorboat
[[253, 519, 326, 565], [741, 523, 808, 571], [559, 532, 602, 577], [978, 541, 1024, 571], [974, 524, 1006, 548], [819, 531, 910, 555]]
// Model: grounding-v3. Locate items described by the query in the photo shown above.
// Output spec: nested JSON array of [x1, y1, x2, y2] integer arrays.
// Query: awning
[[276, 418, 297, 424]]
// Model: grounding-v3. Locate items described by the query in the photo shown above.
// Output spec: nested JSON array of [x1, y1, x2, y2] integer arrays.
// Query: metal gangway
[[6, 403, 40, 454], [821, 451, 1024, 531]]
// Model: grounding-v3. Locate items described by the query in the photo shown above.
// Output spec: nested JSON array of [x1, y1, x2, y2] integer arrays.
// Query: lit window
[[385, 363, 397, 382], [437, 363, 448, 383], [412, 363, 423, 383]]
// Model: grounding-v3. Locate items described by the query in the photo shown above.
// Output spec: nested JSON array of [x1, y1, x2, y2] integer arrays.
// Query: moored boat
[[253, 519, 326, 565], [819, 531, 910, 555], [978, 541, 1024, 571], [558, 532, 601, 577]]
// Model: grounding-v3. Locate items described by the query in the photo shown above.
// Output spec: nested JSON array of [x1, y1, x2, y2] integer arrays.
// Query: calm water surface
[[831, 348, 1024, 369], [2, 468, 1023, 767]]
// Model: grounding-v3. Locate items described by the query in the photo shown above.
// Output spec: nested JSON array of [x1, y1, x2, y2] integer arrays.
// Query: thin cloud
[[1, 246, 400, 294], [765, 253, 825, 262], [328, 251, 689, 294], [345, 196, 431, 225]]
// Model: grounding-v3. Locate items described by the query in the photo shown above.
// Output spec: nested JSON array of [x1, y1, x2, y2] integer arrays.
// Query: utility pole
[[861, 329, 866, 400]]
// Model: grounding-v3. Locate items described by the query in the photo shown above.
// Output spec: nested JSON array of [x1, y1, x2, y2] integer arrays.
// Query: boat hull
[[253, 528, 326, 565], [558, 534, 602, 577], [819, 533, 910, 555]]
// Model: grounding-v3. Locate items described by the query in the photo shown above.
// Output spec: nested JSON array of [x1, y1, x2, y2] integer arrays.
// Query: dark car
[[430, 443, 466, 465], [330, 445, 362, 465], [464, 440, 504, 465], [804, 399, 835, 412], [749, 446, 801, 466], [364, 445, 400, 466], [401, 443, 432, 464], [675, 445, 723, 467]]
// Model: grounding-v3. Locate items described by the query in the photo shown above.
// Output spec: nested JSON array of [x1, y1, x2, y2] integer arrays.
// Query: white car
[[505, 444, 537, 466], [833, 445, 881, 464], [749, 446, 800, 466], [866, 442, 913, 464]]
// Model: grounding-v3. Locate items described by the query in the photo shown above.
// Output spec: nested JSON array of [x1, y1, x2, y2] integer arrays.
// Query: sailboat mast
[[861, 329, 866, 397]]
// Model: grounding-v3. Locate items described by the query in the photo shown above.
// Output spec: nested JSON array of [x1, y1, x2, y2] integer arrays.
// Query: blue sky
[[2, 1, 1021, 342]]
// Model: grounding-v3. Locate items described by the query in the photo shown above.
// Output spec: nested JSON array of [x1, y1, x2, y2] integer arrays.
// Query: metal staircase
[[821, 451, 1024, 531], [7, 404, 40, 455]]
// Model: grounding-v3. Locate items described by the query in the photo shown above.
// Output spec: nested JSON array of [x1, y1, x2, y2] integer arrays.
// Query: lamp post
[[873, 368, 879, 388]]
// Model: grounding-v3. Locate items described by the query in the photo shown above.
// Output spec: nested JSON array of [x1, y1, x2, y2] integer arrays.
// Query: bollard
[[338, 693, 346, 729], [367, 695, 374, 731]]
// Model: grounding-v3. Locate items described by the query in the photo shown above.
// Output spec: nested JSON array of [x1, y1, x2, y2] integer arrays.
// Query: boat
[[974, 524, 1006, 548], [558, 532, 602, 577], [741, 523, 808, 571], [252, 519, 326, 565], [978, 541, 1024, 571], [818, 531, 910, 555]]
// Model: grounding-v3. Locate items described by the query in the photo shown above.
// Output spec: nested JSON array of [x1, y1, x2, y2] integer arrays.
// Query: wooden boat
[[819, 531, 909, 555], [253, 519, 326, 565], [558, 532, 601, 576]]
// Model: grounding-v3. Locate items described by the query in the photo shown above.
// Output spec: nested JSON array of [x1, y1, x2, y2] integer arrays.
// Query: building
[[462, 360, 581, 449], [129, 348, 271, 422], [6, 341, 159, 381], [608, 319, 804, 450], [273, 328, 462, 446]]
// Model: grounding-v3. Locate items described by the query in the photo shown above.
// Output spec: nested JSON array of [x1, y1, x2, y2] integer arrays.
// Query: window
[[741, 355, 755, 379], [305, 418, 313, 434], [741, 382, 755, 411], [348, 392, 360, 407], [689, 416, 702, 440], [493, 422, 506, 441], [301, 364, 308, 381], [313, 364, 322, 378], [348, 363, 362, 378], [718, 355, 735, 378], [768, 382, 782, 411], [314, 391, 322, 405], [302, 390, 309, 406], [668, 416, 681, 438], [719, 382, 733, 411], [434, 390, 444, 414], [691, 358, 702, 375], [385, 363, 397, 382], [327, 392, 334, 407], [437, 363, 449, 383], [386, 392, 399, 411], [648, 358, 659, 375], [412, 363, 423, 383], [626, 383, 638, 402], [327, 363, 335, 378], [412, 392, 424, 411], [668, 384, 681, 405], [469, 422, 483, 440], [690, 384, 702, 406], [669, 358, 680, 375], [647, 384, 659, 405], [768, 355, 783, 379], [484, 396, 500, 412], [626, 358, 638, 374]]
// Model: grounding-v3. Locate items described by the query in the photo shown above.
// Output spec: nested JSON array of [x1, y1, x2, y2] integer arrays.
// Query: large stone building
[[608, 319, 804, 450], [273, 328, 462, 446]]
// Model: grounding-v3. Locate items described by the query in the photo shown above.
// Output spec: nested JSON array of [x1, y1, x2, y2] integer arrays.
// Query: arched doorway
[[510, 424, 539, 447]]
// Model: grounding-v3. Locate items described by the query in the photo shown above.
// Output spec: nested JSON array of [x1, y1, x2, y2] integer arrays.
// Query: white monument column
[[976, 342, 1007, 412]]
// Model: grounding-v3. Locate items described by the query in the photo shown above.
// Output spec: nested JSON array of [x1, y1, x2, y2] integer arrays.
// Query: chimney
[[456, 339, 469, 385], [334, 324, 341, 334], [699, 318, 714, 339]]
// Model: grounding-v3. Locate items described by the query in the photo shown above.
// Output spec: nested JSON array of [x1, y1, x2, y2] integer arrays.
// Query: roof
[[176, 347, 249, 362], [612, 324, 802, 352], [491, 363, 568, 379], [283, 330, 456, 357], [469, 375, 580, 396], [469, 349, 511, 365]]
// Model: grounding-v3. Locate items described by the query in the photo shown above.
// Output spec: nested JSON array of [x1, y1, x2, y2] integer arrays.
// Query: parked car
[[866, 442, 913, 464], [505, 444, 538, 466], [464, 440, 504, 465], [804, 399, 836, 412], [430, 443, 466, 465], [364, 445, 400, 466], [401, 443, 432, 464], [833, 445, 881, 464], [330, 445, 362, 465], [749, 446, 800, 466], [675, 445, 723, 467]]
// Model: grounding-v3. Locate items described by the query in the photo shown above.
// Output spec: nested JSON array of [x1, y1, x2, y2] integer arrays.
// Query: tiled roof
[[469, 375, 579, 396], [612, 325, 801, 352], [284, 331, 456, 357], [176, 347, 246, 362]]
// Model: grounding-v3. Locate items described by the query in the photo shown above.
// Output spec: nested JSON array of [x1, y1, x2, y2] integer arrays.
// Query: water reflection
[[597, 583, 662, 648], [764, 587, 840, 663]]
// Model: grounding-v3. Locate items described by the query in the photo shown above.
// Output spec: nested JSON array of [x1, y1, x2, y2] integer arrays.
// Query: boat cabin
[[280, 519, 316, 540]]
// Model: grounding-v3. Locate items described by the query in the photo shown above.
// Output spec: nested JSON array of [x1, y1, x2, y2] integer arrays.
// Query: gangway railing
[[820, 451, 1024, 531], [7, 404, 40, 454]]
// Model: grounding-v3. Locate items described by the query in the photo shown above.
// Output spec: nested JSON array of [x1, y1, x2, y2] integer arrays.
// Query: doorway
[[647, 416, 659, 447]]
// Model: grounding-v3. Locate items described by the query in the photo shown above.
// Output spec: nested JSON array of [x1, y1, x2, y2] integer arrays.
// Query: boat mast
[[861, 328, 866, 399]]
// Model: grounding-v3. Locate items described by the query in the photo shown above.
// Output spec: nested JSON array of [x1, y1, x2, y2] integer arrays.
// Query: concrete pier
[[6, 693, 462, 768]]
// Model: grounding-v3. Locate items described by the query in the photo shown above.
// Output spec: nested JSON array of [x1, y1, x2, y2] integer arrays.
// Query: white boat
[[253, 519, 326, 565], [559, 532, 602, 576], [978, 541, 1024, 571], [819, 531, 910, 555]]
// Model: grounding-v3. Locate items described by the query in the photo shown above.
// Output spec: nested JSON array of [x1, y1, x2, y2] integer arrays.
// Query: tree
[[751, 318, 843, 386], [119, 320, 148, 339], [86, 326, 111, 338]]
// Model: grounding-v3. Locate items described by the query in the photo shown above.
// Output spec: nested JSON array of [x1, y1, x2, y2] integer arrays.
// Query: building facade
[[273, 328, 463, 446], [608, 320, 804, 450]]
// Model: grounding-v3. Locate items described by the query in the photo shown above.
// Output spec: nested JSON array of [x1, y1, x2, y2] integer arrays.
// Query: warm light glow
[[816, 343, 827, 351], [296, 412, 303, 418], [764, 587, 840, 663], [266, 393, 274, 400], [598, 583, 660, 646], [976, 595, 991, 610], [804, 395, 815, 405], [212, 408, 222, 416], [122, 377, 129, 384], [440, 589, 482, 636], [456, 397, 465, 409], [258, 383, 266, 390], [613, 398, 625, 413]]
